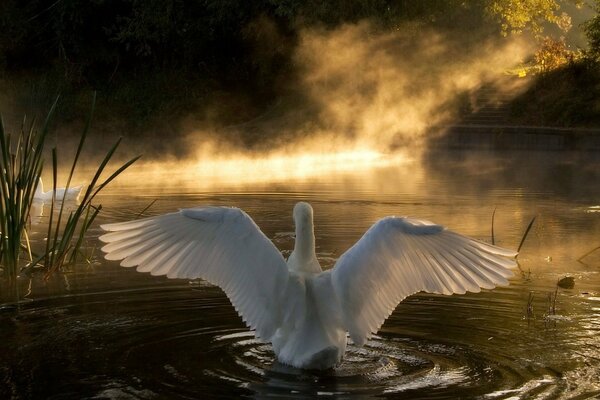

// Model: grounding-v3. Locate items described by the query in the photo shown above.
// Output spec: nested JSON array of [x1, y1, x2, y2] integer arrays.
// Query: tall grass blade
[[41, 96, 138, 274], [44, 149, 58, 269], [90, 155, 141, 200], [69, 205, 101, 265], [64, 92, 95, 195]]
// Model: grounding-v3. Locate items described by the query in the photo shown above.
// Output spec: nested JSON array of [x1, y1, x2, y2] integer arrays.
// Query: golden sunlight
[[118, 148, 410, 190]]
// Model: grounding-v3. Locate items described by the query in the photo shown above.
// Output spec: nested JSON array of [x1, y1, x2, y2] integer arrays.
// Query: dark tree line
[[0, 0, 594, 128], [0, 1, 502, 89]]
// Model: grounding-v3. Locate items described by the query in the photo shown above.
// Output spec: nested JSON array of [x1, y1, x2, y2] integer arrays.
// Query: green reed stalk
[[0, 98, 58, 285], [46, 92, 97, 269], [1, 94, 140, 289], [43, 94, 140, 274]]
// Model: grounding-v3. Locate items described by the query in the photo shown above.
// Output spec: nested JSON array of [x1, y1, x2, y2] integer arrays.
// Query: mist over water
[[179, 23, 532, 159], [0, 18, 535, 186], [15, 20, 535, 191], [101, 22, 532, 186], [292, 24, 529, 146]]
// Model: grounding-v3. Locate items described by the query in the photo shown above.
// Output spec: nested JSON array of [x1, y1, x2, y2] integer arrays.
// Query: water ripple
[[0, 285, 594, 399]]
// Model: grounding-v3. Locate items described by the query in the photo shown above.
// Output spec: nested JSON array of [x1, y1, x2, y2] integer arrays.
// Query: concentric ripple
[[194, 331, 565, 399]]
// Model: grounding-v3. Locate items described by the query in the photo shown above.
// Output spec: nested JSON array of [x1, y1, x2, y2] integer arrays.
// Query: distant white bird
[[100, 202, 517, 370], [34, 178, 82, 201]]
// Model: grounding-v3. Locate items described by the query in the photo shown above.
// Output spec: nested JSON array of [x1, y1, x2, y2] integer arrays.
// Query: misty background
[[0, 0, 598, 162]]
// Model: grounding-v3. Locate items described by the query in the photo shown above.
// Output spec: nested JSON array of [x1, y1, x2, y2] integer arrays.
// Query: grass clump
[[0, 94, 139, 296], [0, 100, 56, 282]]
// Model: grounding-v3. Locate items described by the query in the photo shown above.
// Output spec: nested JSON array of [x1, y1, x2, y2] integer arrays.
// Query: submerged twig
[[545, 279, 563, 316], [137, 199, 157, 219], [517, 216, 537, 254], [572, 350, 600, 363], [526, 291, 534, 320], [549, 283, 558, 315], [577, 245, 600, 262]]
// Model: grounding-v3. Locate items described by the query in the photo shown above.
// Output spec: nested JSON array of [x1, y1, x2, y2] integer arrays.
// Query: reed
[[0, 95, 140, 289], [0, 98, 58, 283], [42, 94, 140, 274]]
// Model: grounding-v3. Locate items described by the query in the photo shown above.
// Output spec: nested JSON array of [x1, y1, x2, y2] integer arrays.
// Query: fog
[[159, 21, 534, 186], [3, 20, 538, 187]]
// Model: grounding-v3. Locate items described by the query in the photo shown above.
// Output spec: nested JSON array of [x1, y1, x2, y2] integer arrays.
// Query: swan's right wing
[[100, 207, 289, 340], [331, 217, 518, 346]]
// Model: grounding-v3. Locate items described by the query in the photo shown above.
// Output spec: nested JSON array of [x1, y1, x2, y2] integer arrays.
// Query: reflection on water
[[110, 149, 409, 190], [1, 149, 600, 399]]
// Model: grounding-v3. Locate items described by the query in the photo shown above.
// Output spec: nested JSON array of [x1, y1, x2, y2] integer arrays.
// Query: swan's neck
[[294, 220, 315, 261], [290, 203, 321, 274]]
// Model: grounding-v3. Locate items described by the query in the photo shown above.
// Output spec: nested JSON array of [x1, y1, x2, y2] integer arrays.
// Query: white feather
[[100, 207, 289, 340], [100, 202, 517, 369], [331, 216, 517, 346]]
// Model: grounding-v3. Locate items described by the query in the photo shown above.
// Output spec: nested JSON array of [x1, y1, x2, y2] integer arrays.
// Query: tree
[[486, 0, 575, 36], [585, 1, 600, 60]]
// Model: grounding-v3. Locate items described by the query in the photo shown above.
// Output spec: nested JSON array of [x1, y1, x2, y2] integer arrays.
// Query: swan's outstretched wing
[[330, 217, 518, 346], [100, 207, 289, 340]]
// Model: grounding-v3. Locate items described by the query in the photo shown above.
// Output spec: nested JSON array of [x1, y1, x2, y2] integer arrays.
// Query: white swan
[[100, 202, 517, 370], [34, 178, 83, 201]]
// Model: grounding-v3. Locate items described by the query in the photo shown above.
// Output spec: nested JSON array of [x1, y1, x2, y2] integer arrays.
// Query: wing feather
[[331, 216, 517, 346], [100, 207, 289, 340]]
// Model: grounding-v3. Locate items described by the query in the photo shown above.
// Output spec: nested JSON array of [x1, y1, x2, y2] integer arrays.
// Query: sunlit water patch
[[102, 149, 410, 191]]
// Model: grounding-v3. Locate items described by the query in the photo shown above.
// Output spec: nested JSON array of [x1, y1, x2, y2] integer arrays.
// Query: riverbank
[[431, 124, 600, 151]]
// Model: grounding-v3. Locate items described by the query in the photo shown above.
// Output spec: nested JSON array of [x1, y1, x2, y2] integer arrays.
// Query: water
[[1, 149, 600, 399]]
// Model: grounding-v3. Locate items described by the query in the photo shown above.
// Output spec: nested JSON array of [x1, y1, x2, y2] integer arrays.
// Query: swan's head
[[293, 202, 313, 228]]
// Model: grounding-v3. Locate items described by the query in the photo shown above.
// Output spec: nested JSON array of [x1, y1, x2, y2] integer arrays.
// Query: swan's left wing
[[330, 217, 518, 346], [99, 207, 289, 340]]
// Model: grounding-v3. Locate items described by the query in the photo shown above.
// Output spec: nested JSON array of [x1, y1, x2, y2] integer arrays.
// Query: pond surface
[[1, 149, 600, 399]]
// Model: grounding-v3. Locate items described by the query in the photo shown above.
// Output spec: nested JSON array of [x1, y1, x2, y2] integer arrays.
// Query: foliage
[[584, 1, 600, 61], [509, 60, 600, 126], [486, 0, 563, 35], [0, 95, 139, 293], [41, 94, 140, 274], [534, 36, 576, 72], [0, 0, 592, 133], [0, 0, 566, 87]]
